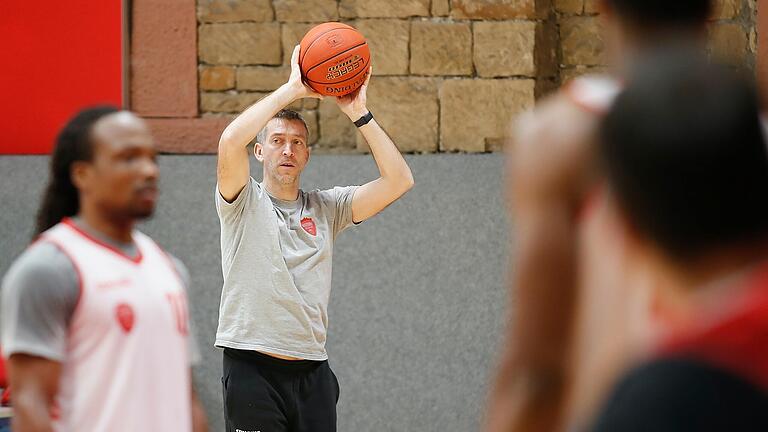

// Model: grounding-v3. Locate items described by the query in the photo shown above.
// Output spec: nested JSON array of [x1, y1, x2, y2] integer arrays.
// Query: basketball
[[299, 22, 371, 97]]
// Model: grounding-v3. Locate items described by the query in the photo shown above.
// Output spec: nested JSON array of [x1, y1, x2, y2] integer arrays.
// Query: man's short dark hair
[[607, 0, 712, 28], [599, 50, 768, 261], [256, 109, 310, 145]]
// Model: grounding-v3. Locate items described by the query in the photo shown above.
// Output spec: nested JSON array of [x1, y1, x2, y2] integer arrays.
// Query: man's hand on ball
[[285, 45, 323, 101], [336, 67, 372, 121]]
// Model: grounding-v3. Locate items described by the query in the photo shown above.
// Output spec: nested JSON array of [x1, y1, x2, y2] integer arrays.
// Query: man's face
[[255, 118, 310, 186], [74, 111, 159, 221]]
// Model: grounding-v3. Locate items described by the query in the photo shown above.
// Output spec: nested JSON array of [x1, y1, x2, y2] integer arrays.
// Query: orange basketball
[[299, 22, 371, 97]]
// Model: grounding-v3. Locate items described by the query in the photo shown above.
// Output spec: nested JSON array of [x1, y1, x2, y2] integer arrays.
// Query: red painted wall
[[0, 1, 123, 155]]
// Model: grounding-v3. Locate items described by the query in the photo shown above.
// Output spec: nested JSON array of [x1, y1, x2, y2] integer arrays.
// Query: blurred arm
[[485, 97, 598, 432], [190, 377, 208, 432], [7, 354, 61, 432]]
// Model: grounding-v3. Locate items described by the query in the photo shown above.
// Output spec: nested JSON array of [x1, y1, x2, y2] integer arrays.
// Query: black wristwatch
[[354, 111, 374, 128]]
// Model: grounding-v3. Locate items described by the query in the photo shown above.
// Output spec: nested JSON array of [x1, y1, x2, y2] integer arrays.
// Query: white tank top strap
[[564, 74, 623, 115]]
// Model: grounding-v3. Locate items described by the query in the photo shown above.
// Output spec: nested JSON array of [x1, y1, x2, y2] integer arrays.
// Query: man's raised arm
[[334, 69, 414, 223], [217, 46, 322, 202]]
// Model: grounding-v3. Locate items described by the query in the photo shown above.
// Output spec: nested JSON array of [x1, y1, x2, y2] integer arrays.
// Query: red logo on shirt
[[116, 303, 135, 333], [301, 217, 317, 236]]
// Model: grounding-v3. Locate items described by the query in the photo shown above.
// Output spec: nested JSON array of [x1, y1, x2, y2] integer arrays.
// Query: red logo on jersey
[[166, 292, 189, 336], [301, 217, 317, 236], [50, 399, 61, 419], [116, 303, 135, 333]]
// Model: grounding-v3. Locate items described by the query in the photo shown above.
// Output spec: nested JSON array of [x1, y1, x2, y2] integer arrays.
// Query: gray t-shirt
[[215, 177, 358, 360], [0, 219, 200, 363]]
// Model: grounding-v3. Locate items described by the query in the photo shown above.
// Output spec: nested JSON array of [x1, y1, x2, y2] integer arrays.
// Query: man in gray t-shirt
[[216, 46, 414, 432]]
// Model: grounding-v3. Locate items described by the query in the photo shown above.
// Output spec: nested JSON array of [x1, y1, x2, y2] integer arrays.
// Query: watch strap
[[354, 111, 374, 128]]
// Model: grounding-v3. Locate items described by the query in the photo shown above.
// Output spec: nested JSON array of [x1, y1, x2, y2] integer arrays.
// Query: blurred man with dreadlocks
[[486, 1, 713, 431], [0, 107, 208, 431]]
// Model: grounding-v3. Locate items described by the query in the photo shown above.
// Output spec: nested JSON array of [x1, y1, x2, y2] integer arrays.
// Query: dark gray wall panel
[[0, 154, 508, 431]]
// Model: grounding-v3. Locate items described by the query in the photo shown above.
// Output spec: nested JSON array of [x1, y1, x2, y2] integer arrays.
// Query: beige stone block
[[432, 0, 451, 16], [317, 98, 358, 151], [560, 65, 608, 84], [711, 0, 741, 19], [709, 23, 748, 64], [197, 0, 273, 23], [583, 0, 599, 14], [560, 16, 606, 66], [299, 110, 320, 145], [199, 23, 282, 65], [410, 22, 473, 76], [440, 79, 535, 152], [485, 137, 511, 152], [274, 0, 339, 22], [200, 66, 235, 90], [354, 20, 410, 75], [355, 77, 439, 153], [286, 99, 303, 111], [200, 91, 268, 113], [282, 23, 315, 66], [340, 0, 430, 18], [474, 21, 536, 77], [303, 98, 320, 109], [451, 0, 546, 19], [555, 0, 582, 14], [237, 66, 290, 91]]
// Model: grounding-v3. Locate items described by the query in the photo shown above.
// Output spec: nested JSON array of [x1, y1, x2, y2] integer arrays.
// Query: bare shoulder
[[510, 90, 602, 199]]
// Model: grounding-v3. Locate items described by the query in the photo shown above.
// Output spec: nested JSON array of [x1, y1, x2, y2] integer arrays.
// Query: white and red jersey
[[565, 74, 622, 116], [41, 219, 192, 432]]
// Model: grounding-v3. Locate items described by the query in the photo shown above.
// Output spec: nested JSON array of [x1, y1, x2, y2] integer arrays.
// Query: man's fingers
[[291, 45, 300, 67], [355, 67, 371, 99]]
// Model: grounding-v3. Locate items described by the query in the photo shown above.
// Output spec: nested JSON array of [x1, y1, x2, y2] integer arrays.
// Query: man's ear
[[70, 161, 92, 192], [254, 142, 264, 162]]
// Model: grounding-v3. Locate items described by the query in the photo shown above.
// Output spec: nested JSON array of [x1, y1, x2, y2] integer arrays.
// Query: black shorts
[[222, 348, 340, 432]]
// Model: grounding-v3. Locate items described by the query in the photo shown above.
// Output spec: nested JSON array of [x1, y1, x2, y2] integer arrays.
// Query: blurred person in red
[[485, 1, 713, 431], [589, 52, 768, 431]]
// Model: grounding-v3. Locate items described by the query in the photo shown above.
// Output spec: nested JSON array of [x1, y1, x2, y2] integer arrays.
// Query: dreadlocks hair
[[34, 106, 120, 236]]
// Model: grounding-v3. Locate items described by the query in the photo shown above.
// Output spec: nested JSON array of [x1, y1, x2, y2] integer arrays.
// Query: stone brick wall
[[557, 0, 758, 83], [196, 0, 758, 153]]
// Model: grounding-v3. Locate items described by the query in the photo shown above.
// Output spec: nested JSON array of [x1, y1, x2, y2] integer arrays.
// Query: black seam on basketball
[[300, 25, 356, 70], [305, 58, 369, 86], [304, 42, 368, 80]]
